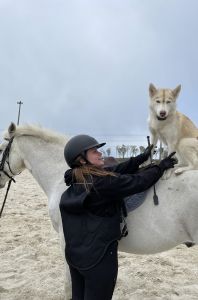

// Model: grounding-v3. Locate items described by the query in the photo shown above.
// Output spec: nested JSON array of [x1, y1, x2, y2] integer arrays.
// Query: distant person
[[60, 135, 176, 300]]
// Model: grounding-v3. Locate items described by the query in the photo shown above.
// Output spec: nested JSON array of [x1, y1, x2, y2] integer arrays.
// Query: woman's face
[[86, 147, 104, 167]]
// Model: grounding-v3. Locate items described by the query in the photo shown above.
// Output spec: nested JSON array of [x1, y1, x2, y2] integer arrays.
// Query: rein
[[0, 180, 12, 218], [0, 137, 17, 218]]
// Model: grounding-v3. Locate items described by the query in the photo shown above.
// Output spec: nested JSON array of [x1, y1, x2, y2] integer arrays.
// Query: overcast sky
[[0, 0, 198, 141]]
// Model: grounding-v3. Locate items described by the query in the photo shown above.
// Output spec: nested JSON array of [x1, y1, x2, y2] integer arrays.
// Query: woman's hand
[[158, 152, 177, 173]]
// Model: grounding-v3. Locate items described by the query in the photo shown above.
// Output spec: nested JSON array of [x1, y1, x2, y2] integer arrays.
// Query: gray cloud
[[0, 0, 197, 139]]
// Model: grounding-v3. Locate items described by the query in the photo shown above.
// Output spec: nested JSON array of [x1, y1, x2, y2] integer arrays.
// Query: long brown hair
[[72, 157, 117, 192]]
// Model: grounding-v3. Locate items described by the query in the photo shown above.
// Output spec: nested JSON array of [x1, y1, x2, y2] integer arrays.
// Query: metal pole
[[17, 101, 23, 125]]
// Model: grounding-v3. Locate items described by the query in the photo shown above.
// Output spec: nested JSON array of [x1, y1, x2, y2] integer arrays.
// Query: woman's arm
[[95, 165, 162, 199], [97, 152, 176, 200], [105, 145, 153, 174], [105, 153, 147, 174]]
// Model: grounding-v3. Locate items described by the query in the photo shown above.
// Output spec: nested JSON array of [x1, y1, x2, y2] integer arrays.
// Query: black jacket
[[60, 154, 163, 270]]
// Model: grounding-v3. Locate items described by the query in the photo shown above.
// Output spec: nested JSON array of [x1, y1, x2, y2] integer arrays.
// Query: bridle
[[0, 137, 20, 218], [0, 137, 16, 180]]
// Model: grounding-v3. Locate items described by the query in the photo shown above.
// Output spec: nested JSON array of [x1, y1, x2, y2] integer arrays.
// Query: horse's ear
[[8, 122, 16, 136], [149, 83, 158, 97], [172, 85, 181, 99]]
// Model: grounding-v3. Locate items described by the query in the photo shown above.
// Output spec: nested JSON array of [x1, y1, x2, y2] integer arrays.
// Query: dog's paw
[[174, 167, 184, 175]]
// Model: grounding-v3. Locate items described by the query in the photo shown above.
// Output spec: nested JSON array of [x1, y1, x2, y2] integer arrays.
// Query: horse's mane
[[3, 124, 69, 145]]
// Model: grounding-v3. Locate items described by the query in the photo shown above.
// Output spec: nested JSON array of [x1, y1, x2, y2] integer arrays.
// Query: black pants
[[69, 241, 118, 300]]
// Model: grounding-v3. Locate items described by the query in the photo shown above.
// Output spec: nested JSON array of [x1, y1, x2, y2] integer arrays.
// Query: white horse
[[0, 122, 198, 300]]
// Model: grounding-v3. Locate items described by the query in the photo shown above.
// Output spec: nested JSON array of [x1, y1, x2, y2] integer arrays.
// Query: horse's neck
[[17, 136, 68, 198]]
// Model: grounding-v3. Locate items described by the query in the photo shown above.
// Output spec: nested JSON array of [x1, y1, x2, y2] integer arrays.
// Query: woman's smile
[[86, 147, 105, 167]]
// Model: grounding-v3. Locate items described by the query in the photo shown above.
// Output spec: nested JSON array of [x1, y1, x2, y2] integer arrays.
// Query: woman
[[60, 135, 176, 300]]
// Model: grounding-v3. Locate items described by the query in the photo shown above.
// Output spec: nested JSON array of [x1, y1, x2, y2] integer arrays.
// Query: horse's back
[[119, 171, 198, 254]]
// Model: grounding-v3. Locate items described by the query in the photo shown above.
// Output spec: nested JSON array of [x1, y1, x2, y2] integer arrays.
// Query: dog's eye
[[166, 101, 171, 104], [156, 100, 160, 103]]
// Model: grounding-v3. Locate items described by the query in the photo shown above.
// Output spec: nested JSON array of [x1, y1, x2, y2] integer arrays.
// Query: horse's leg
[[59, 228, 72, 300], [48, 201, 72, 299]]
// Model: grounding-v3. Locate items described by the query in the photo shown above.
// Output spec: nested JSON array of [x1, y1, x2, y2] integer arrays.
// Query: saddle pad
[[124, 191, 147, 213]]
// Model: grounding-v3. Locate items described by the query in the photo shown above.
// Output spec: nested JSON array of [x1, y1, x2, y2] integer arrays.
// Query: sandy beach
[[0, 170, 198, 300]]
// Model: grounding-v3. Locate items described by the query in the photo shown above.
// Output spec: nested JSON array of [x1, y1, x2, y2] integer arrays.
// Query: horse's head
[[0, 122, 25, 188]]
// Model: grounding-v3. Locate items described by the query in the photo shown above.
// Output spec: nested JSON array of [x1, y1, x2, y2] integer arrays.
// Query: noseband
[[0, 137, 19, 218]]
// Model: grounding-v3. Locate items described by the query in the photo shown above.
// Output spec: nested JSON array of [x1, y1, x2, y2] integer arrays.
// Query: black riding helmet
[[64, 134, 106, 168]]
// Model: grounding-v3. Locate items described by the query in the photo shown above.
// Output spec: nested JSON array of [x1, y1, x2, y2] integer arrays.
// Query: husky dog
[[148, 83, 198, 174]]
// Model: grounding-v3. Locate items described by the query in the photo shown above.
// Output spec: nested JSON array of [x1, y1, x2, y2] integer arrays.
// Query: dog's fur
[[148, 83, 198, 174]]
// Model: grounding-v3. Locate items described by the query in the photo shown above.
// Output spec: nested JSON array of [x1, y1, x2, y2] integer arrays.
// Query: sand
[[0, 171, 198, 300]]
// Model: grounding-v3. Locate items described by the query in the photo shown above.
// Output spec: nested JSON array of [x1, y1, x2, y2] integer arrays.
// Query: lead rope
[[0, 179, 13, 218]]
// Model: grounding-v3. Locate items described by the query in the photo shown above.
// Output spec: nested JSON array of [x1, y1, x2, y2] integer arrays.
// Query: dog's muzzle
[[157, 116, 167, 121], [157, 111, 167, 120]]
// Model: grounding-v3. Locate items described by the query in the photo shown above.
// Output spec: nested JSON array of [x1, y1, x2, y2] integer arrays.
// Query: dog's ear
[[149, 83, 157, 97], [172, 85, 181, 99]]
